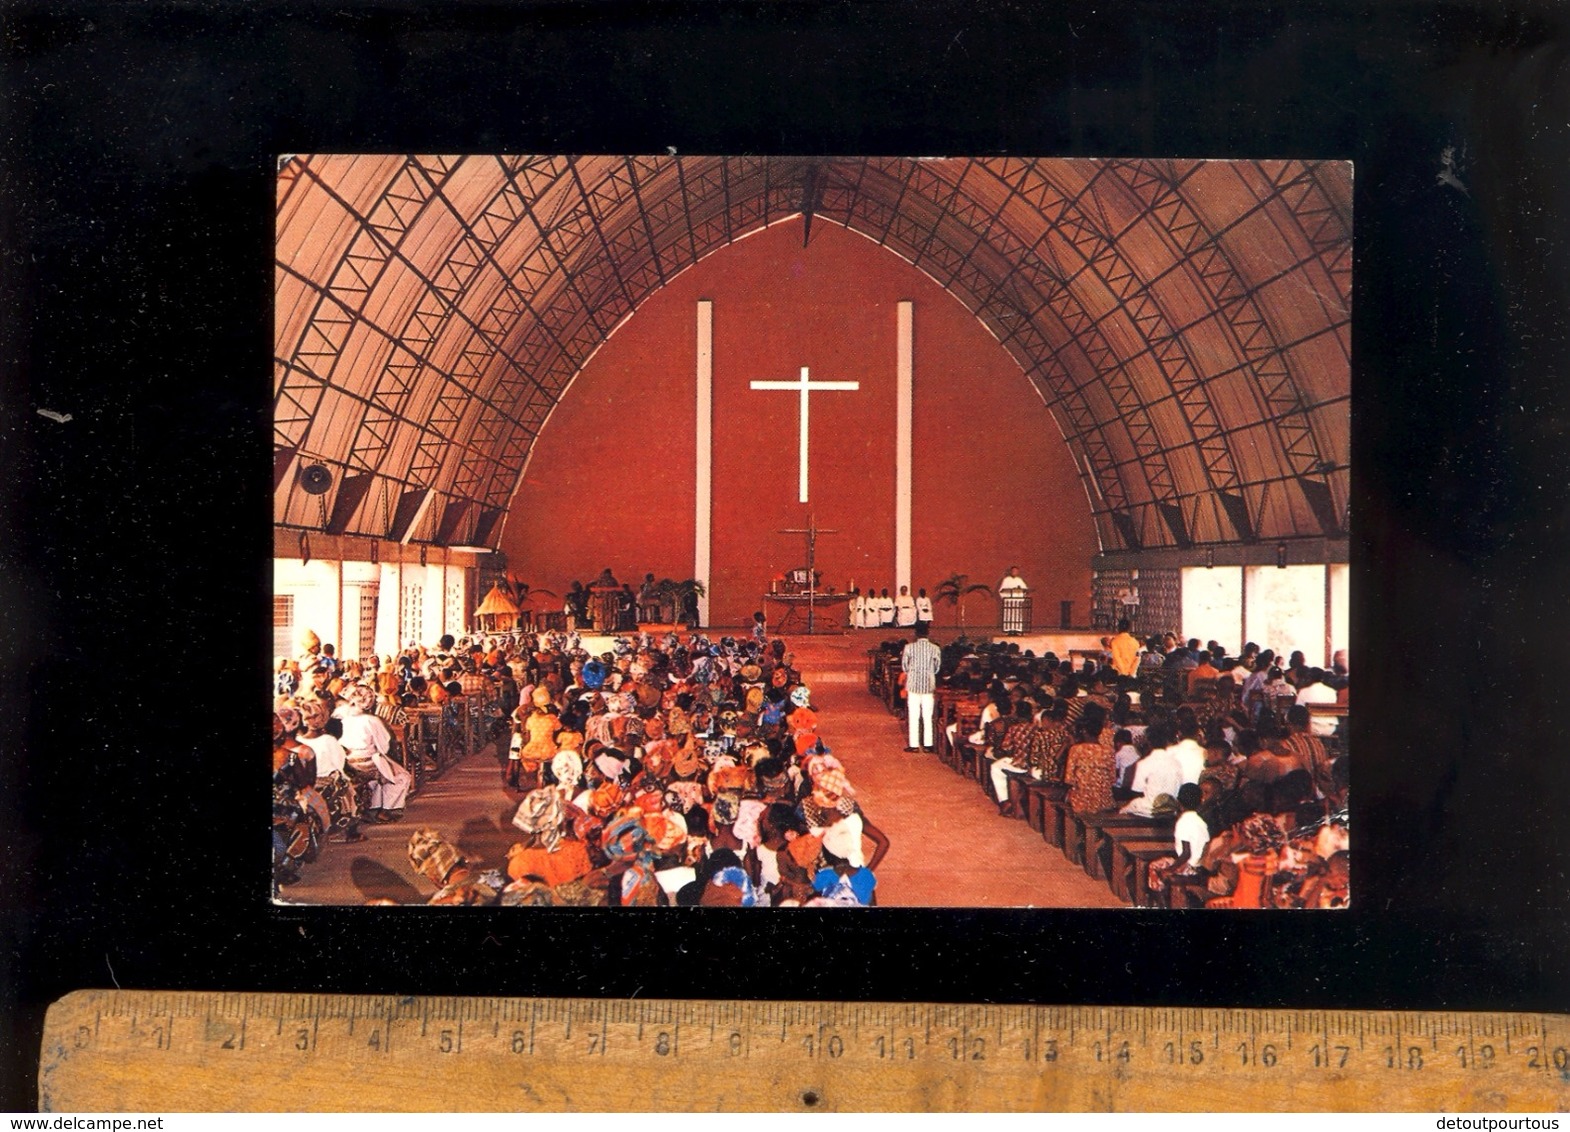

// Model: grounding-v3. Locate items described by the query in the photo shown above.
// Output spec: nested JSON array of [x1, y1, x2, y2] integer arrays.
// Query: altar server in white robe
[[894, 585, 918, 628], [915, 588, 934, 628], [875, 588, 896, 628]]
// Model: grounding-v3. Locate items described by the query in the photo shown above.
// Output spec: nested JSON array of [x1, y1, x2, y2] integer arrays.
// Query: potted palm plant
[[673, 578, 707, 627], [934, 573, 993, 631], [650, 578, 707, 627]]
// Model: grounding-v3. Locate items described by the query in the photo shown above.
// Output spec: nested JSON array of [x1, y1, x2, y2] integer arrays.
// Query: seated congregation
[[272, 628, 890, 906], [869, 629, 1349, 909]]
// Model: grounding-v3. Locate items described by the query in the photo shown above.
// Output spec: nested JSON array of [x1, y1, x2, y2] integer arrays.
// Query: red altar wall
[[500, 222, 1099, 629]]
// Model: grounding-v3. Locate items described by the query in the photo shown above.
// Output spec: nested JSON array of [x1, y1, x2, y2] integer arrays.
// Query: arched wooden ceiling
[[275, 155, 1350, 552]]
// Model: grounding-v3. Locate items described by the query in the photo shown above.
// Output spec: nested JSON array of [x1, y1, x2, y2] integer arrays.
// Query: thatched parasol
[[473, 583, 520, 631]]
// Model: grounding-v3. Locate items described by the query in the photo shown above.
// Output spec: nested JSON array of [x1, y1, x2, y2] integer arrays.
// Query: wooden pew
[[1119, 840, 1180, 907], [1163, 872, 1211, 909], [866, 650, 884, 697], [1029, 781, 1070, 848], [1104, 824, 1176, 902], [1078, 811, 1175, 882]]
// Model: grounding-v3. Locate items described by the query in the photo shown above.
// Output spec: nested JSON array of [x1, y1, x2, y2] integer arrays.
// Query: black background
[[3, 0, 1569, 1112]]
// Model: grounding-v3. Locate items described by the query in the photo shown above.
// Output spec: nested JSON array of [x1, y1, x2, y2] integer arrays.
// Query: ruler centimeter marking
[[35, 990, 1570, 1112]]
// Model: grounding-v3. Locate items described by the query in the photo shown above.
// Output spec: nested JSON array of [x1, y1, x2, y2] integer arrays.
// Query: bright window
[[272, 594, 295, 660]]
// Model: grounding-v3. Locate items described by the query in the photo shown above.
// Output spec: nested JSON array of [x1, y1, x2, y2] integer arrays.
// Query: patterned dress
[[1029, 721, 1072, 781], [1064, 740, 1116, 815]]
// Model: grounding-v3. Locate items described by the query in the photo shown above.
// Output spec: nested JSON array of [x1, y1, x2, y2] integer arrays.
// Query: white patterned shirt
[[900, 638, 944, 695]]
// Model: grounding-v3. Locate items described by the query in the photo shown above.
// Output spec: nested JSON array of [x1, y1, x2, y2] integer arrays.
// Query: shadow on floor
[[455, 815, 518, 869], [349, 856, 424, 904]]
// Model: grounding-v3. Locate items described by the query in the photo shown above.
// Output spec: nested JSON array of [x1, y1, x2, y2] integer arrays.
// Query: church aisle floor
[[797, 638, 1125, 908]]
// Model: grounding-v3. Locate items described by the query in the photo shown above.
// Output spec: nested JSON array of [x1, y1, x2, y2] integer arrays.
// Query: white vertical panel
[[376, 564, 401, 658], [896, 301, 914, 591], [695, 301, 713, 626], [1244, 564, 1328, 662], [331, 559, 344, 659], [1180, 565, 1244, 652], [1329, 563, 1350, 667]]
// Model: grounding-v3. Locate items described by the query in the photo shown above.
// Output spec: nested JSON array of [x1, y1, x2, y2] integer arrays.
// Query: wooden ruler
[[37, 990, 1570, 1112]]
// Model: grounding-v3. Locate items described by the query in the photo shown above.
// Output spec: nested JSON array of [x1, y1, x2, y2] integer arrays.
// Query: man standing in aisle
[[901, 621, 944, 753], [998, 566, 1029, 635], [1109, 618, 1142, 677], [894, 584, 918, 628]]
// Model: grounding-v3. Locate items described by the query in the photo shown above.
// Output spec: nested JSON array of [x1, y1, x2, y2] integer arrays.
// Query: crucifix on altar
[[749, 366, 860, 502], [777, 514, 838, 634]]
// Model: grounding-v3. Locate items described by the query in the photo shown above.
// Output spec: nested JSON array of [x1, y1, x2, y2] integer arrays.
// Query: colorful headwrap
[[551, 750, 584, 793], [512, 788, 567, 852], [273, 703, 303, 736], [802, 751, 843, 780], [298, 697, 331, 732], [664, 780, 706, 815], [631, 778, 665, 814], [639, 809, 686, 855], [500, 879, 556, 907], [601, 816, 655, 863], [733, 798, 768, 849], [407, 828, 464, 887], [1239, 813, 1288, 855], [594, 752, 628, 780], [703, 866, 758, 907], [640, 740, 673, 780], [787, 831, 826, 870], [671, 739, 703, 778], [341, 683, 375, 713], [812, 767, 853, 799], [708, 764, 752, 794], [532, 685, 553, 709], [589, 780, 624, 818]]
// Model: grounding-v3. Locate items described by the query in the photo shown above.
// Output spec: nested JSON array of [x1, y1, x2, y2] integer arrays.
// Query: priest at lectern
[[999, 566, 1030, 636]]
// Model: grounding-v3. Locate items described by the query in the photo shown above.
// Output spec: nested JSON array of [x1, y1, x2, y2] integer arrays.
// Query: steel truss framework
[[275, 155, 1351, 552]]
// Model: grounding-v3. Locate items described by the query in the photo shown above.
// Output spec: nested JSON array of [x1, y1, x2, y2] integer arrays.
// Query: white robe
[[339, 708, 411, 812], [894, 595, 917, 626]]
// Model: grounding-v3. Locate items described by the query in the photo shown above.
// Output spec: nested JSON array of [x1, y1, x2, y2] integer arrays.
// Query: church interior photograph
[[272, 154, 1350, 910]]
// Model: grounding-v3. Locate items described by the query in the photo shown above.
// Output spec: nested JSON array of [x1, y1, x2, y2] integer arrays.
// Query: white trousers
[[368, 751, 412, 811], [907, 691, 936, 748], [990, 757, 1022, 803]]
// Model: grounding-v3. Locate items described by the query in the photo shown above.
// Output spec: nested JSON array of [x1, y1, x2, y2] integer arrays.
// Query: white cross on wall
[[749, 366, 861, 502]]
